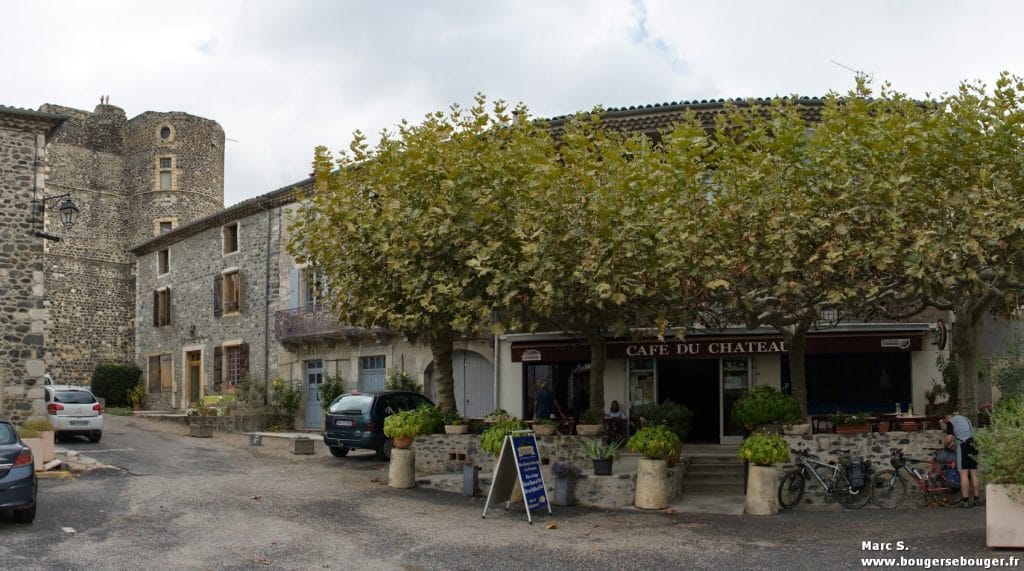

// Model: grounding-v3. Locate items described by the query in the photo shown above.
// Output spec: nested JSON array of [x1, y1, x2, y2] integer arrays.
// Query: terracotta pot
[[392, 436, 414, 449], [835, 422, 870, 434]]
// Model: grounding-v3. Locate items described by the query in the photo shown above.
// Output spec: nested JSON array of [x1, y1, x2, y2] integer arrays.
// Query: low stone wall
[[188, 413, 272, 432], [782, 430, 948, 507]]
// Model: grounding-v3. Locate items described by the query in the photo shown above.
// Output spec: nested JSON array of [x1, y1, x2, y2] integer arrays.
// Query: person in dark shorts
[[944, 412, 982, 507]]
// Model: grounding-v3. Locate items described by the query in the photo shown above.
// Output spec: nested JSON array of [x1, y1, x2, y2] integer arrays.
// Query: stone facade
[[37, 103, 224, 385], [0, 107, 65, 421]]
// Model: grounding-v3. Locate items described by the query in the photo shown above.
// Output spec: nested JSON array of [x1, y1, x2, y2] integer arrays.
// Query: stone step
[[683, 481, 746, 495], [685, 455, 740, 464], [684, 473, 745, 485], [686, 467, 745, 478]]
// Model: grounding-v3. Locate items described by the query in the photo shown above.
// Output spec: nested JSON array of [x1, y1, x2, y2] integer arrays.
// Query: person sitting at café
[[606, 400, 627, 443]]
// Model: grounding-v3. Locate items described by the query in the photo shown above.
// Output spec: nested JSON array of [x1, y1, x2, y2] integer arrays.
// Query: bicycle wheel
[[834, 473, 871, 509], [778, 469, 806, 510], [925, 473, 958, 506], [869, 469, 908, 509]]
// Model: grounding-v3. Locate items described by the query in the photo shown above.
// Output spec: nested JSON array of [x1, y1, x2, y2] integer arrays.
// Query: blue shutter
[[288, 267, 299, 309]]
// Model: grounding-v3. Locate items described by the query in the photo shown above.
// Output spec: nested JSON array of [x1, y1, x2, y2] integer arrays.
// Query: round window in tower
[[160, 126, 171, 140]]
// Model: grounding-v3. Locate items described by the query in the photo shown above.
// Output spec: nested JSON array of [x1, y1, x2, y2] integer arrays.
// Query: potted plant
[[442, 409, 468, 435], [974, 398, 1024, 547], [627, 425, 681, 509], [480, 417, 527, 457], [127, 382, 146, 411], [532, 418, 556, 437], [576, 407, 605, 437], [730, 385, 802, 435], [738, 433, 790, 515], [829, 412, 870, 434], [551, 461, 582, 506], [383, 407, 431, 449], [580, 438, 620, 475], [632, 400, 693, 442], [16, 418, 55, 470]]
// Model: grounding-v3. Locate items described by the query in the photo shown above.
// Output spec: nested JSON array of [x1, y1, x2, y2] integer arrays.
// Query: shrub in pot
[[383, 407, 433, 448], [480, 417, 527, 457], [532, 418, 556, 436], [730, 385, 802, 434], [738, 433, 790, 515], [632, 400, 693, 441], [627, 425, 682, 461], [580, 438, 620, 475], [628, 425, 682, 509], [974, 398, 1024, 547]]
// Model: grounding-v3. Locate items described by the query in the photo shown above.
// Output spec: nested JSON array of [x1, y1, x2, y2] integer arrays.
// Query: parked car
[[0, 416, 37, 523], [44, 386, 103, 443], [323, 391, 434, 460]]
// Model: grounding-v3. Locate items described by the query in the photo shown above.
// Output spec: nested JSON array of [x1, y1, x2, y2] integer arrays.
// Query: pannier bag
[[933, 447, 956, 464], [846, 456, 867, 490], [942, 464, 961, 487]]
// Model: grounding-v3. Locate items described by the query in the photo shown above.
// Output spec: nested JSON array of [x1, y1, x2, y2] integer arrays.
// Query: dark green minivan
[[323, 391, 433, 460]]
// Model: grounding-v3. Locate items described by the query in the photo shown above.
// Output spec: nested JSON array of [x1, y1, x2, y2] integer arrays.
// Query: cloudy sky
[[4, 0, 1024, 206]]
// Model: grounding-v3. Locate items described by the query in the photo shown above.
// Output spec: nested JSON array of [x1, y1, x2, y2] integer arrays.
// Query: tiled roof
[[0, 104, 68, 139]]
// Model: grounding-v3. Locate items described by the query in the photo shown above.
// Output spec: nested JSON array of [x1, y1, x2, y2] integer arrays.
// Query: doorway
[[304, 359, 324, 429], [187, 351, 202, 404], [657, 359, 720, 443]]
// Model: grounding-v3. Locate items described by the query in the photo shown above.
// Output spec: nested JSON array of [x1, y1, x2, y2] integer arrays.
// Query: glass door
[[721, 358, 750, 444]]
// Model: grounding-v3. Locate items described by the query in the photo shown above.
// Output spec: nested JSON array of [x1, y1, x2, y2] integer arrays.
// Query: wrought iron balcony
[[274, 305, 364, 343]]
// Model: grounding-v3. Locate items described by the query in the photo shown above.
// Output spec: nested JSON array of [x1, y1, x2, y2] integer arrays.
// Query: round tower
[[123, 111, 224, 245]]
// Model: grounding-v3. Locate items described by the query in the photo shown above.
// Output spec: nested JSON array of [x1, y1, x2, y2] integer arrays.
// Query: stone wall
[[0, 111, 60, 422], [782, 430, 950, 507]]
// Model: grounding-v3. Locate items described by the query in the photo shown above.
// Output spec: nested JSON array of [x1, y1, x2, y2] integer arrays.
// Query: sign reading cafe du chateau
[[620, 340, 787, 358]]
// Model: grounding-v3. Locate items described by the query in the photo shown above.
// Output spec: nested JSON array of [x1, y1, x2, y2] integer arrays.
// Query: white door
[[452, 350, 494, 418], [304, 360, 324, 429]]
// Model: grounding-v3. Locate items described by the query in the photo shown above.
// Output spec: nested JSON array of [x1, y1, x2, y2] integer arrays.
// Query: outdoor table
[[886, 414, 931, 431]]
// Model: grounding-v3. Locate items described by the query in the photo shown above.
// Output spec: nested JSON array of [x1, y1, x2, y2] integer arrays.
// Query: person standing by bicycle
[[943, 412, 982, 508]]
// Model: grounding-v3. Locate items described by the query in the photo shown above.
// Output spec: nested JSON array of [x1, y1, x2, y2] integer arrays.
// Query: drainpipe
[[260, 201, 274, 406], [492, 334, 500, 411]]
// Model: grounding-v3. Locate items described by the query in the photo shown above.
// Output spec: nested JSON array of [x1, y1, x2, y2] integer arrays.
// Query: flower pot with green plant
[[738, 433, 790, 515], [127, 382, 147, 411], [441, 409, 468, 435], [580, 438, 620, 475], [829, 412, 870, 434], [974, 398, 1024, 547], [383, 407, 432, 449], [576, 407, 605, 437], [551, 461, 582, 506], [532, 417, 556, 437], [480, 417, 528, 457], [730, 385, 802, 435], [628, 425, 682, 509]]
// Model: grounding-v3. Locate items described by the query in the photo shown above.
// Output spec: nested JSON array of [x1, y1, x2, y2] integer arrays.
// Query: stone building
[[0, 106, 66, 422]]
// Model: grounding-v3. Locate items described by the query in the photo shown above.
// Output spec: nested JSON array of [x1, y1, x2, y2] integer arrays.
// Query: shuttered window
[[214, 271, 242, 316], [148, 353, 173, 393], [153, 289, 171, 327], [224, 343, 249, 388]]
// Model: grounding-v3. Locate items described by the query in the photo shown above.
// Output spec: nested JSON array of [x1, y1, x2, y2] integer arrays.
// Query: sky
[[4, 0, 1024, 206]]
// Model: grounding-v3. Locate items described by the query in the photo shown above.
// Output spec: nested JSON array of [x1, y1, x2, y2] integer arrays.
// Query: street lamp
[[32, 193, 79, 241]]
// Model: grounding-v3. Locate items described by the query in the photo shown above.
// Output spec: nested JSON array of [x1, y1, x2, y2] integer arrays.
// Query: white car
[[44, 386, 103, 443]]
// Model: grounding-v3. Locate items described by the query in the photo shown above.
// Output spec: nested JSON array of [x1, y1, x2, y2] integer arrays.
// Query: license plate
[[335, 419, 354, 427], [69, 420, 90, 426]]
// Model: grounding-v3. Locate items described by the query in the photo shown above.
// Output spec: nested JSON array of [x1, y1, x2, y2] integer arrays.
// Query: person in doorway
[[605, 400, 627, 444], [534, 382, 565, 420], [944, 412, 982, 507]]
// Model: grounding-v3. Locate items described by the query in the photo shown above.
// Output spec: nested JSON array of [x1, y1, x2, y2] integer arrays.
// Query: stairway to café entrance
[[658, 359, 721, 443]]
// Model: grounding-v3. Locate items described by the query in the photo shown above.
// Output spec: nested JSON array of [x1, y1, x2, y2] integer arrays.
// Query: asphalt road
[[0, 416, 1017, 570]]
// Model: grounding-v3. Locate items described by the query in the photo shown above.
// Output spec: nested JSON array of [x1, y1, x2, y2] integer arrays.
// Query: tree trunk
[[780, 319, 813, 415], [584, 329, 606, 413], [430, 330, 456, 412], [952, 313, 981, 424]]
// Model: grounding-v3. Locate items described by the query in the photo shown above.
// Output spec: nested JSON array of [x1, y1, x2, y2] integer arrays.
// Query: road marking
[[37, 471, 74, 479], [79, 448, 135, 453]]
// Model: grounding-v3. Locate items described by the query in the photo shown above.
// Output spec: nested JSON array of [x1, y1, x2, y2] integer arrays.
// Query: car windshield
[[328, 395, 372, 415], [0, 423, 16, 445], [55, 390, 97, 404]]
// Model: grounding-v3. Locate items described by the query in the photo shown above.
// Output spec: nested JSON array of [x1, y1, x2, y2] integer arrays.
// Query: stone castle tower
[[37, 102, 225, 385]]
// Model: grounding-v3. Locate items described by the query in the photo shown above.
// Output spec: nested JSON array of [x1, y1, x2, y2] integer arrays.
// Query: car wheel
[[12, 505, 36, 524], [329, 446, 349, 458], [88, 431, 102, 443], [376, 439, 392, 461]]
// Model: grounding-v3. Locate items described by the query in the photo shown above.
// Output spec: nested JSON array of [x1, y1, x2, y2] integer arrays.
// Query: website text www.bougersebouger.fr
[[859, 541, 1020, 569]]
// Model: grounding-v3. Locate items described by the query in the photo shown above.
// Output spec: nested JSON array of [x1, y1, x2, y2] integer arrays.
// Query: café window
[[790, 353, 912, 415]]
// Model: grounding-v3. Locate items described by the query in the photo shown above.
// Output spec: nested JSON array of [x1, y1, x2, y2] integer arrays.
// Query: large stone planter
[[189, 424, 213, 438], [783, 423, 811, 436], [22, 432, 55, 471], [986, 484, 1024, 548], [576, 424, 603, 437], [744, 464, 780, 515], [635, 458, 669, 510], [532, 423, 556, 437], [389, 448, 416, 489], [553, 477, 577, 506], [444, 424, 469, 435]]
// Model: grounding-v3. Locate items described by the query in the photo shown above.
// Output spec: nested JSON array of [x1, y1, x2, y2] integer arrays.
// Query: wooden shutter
[[160, 354, 172, 391], [153, 291, 159, 326], [235, 271, 243, 313], [213, 275, 222, 317], [148, 355, 161, 391], [213, 346, 223, 391], [239, 342, 250, 380], [162, 289, 171, 326]]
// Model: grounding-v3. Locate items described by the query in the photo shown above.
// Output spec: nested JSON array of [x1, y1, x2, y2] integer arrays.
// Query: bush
[[272, 378, 303, 420], [235, 377, 267, 408], [91, 363, 142, 408], [738, 433, 790, 466], [975, 398, 1024, 486], [385, 369, 420, 392], [633, 400, 693, 441], [480, 417, 526, 456], [729, 386, 802, 431], [627, 425, 681, 460], [320, 373, 346, 410], [383, 406, 437, 439]]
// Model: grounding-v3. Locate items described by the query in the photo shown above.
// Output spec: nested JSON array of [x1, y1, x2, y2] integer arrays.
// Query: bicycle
[[778, 449, 872, 509], [869, 447, 959, 508]]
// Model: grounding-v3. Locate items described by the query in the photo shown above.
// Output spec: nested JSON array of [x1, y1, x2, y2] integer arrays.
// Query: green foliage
[[127, 383, 146, 408], [986, 333, 1024, 402], [579, 438, 621, 460], [385, 369, 420, 392], [320, 373, 346, 411], [272, 379, 303, 421], [730, 386, 802, 431], [931, 354, 959, 409], [383, 407, 435, 439], [532, 417, 553, 426], [90, 363, 142, 408], [438, 408, 463, 426], [627, 425, 681, 460], [235, 377, 267, 408], [738, 433, 790, 466], [633, 400, 693, 441], [580, 407, 604, 425], [829, 412, 869, 425], [479, 417, 527, 456], [974, 398, 1024, 486]]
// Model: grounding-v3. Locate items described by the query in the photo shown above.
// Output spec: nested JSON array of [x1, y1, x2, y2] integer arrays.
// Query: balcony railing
[[274, 305, 366, 343]]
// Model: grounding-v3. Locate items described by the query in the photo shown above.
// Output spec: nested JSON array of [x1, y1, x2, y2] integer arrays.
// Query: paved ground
[[0, 415, 1018, 570]]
